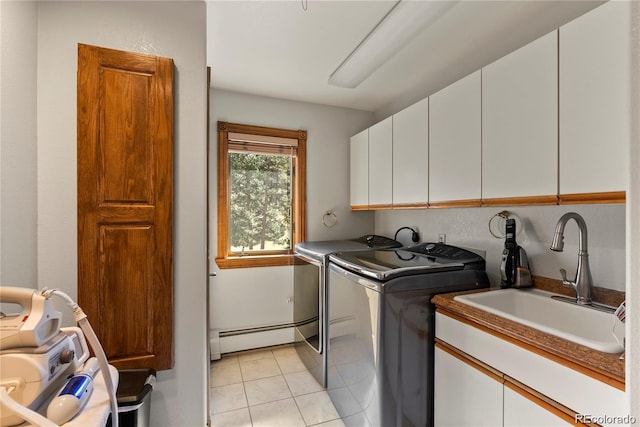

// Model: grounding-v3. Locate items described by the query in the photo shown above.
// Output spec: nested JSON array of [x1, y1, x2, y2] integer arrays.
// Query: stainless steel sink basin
[[454, 288, 624, 353]]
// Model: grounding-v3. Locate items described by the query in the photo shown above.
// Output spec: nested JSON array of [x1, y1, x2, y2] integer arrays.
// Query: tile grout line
[[284, 372, 307, 426], [242, 349, 268, 426], [269, 350, 309, 426], [212, 345, 344, 426]]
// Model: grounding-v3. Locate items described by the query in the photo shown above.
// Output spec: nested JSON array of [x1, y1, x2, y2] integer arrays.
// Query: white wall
[[36, 2, 208, 426], [0, 1, 38, 288], [0, 1, 3, 281], [627, 0, 640, 419], [209, 89, 374, 350], [376, 204, 626, 291]]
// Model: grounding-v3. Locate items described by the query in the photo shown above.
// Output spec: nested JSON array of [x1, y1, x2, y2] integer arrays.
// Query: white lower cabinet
[[435, 312, 625, 427], [503, 383, 572, 427], [435, 345, 571, 427], [434, 346, 503, 427]]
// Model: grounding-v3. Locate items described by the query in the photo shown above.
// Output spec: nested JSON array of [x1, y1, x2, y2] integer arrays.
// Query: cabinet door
[[482, 31, 558, 202], [368, 117, 393, 207], [78, 44, 174, 370], [559, 1, 630, 199], [434, 345, 503, 427], [392, 98, 429, 206], [350, 129, 369, 208], [429, 70, 481, 206], [504, 384, 573, 426]]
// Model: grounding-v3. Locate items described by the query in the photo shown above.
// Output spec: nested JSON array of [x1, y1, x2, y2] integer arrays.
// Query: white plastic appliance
[[0, 287, 118, 427]]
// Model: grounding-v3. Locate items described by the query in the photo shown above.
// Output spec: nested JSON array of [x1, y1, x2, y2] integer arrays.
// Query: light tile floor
[[210, 344, 345, 427]]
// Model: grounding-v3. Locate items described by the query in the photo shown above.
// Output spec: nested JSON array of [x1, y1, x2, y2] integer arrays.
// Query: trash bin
[[114, 368, 156, 427]]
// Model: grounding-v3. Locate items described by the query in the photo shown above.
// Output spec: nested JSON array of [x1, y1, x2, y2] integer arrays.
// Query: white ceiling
[[207, 0, 604, 117]]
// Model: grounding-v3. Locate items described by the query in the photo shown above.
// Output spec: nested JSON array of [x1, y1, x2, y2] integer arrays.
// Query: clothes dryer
[[293, 235, 401, 387]]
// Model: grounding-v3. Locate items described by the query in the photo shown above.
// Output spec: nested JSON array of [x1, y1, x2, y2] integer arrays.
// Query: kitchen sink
[[454, 288, 624, 354]]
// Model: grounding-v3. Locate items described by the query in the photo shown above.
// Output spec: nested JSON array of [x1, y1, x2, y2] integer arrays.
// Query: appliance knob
[[59, 348, 75, 364]]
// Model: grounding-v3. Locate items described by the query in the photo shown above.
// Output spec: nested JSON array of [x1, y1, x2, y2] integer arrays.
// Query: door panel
[[100, 68, 153, 203], [99, 225, 154, 360]]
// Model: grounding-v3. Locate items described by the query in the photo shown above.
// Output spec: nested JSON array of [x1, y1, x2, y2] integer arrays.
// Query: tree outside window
[[230, 152, 291, 253], [216, 121, 306, 268]]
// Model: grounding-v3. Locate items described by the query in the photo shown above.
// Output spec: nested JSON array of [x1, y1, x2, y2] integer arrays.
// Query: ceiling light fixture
[[328, 0, 458, 89]]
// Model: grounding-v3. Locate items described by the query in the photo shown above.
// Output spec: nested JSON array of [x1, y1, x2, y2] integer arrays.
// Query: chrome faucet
[[549, 212, 593, 305]]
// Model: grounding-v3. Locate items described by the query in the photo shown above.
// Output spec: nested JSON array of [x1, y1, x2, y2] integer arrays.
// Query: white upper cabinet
[[559, 1, 630, 196], [349, 2, 628, 210], [482, 31, 558, 201], [368, 117, 393, 207], [429, 70, 481, 205], [392, 97, 429, 206], [349, 129, 369, 207]]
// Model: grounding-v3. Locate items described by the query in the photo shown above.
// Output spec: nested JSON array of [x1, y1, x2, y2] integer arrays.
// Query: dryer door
[[293, 254, 322, 353]]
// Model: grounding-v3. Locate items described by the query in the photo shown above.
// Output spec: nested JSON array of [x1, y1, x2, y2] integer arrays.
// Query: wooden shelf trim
[[481, 195, 559, 206], [391, 202, 430, 209], [350, 204, 369, 211], [503, 377, 586, 425], [428, 199, 482, 209], [351, 191, 625, 211], [559, 191, 626, 204], [367, 204, 394, 210], [435, 340, 504, 383]]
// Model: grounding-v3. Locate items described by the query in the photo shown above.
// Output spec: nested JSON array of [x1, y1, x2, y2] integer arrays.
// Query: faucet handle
[[559, 268, 576, 289]]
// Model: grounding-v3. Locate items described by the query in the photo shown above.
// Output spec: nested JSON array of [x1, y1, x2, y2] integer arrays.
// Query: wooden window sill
[[215, 254, 295, 269]]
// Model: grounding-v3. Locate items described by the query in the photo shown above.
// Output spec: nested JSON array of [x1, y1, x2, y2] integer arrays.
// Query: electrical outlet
[[438, 234, 446, 244]]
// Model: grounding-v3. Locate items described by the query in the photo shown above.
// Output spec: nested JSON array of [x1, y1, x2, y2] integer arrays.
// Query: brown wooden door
[[77, 44, 174, 371]]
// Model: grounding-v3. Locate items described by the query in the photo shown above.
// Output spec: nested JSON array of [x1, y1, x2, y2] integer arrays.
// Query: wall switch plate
[[438, 234, 446, 244]]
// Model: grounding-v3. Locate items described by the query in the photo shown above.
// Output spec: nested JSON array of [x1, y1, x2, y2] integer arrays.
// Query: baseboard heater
[[219, 321, 297, 337], [211, 321, 307, 359]]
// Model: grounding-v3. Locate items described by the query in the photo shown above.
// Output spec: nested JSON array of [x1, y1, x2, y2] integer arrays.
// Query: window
[[216, 121, 306, 268]]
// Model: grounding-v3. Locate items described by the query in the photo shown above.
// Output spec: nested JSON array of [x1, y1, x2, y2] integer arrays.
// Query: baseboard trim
[[210, 327, 295, 357]]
